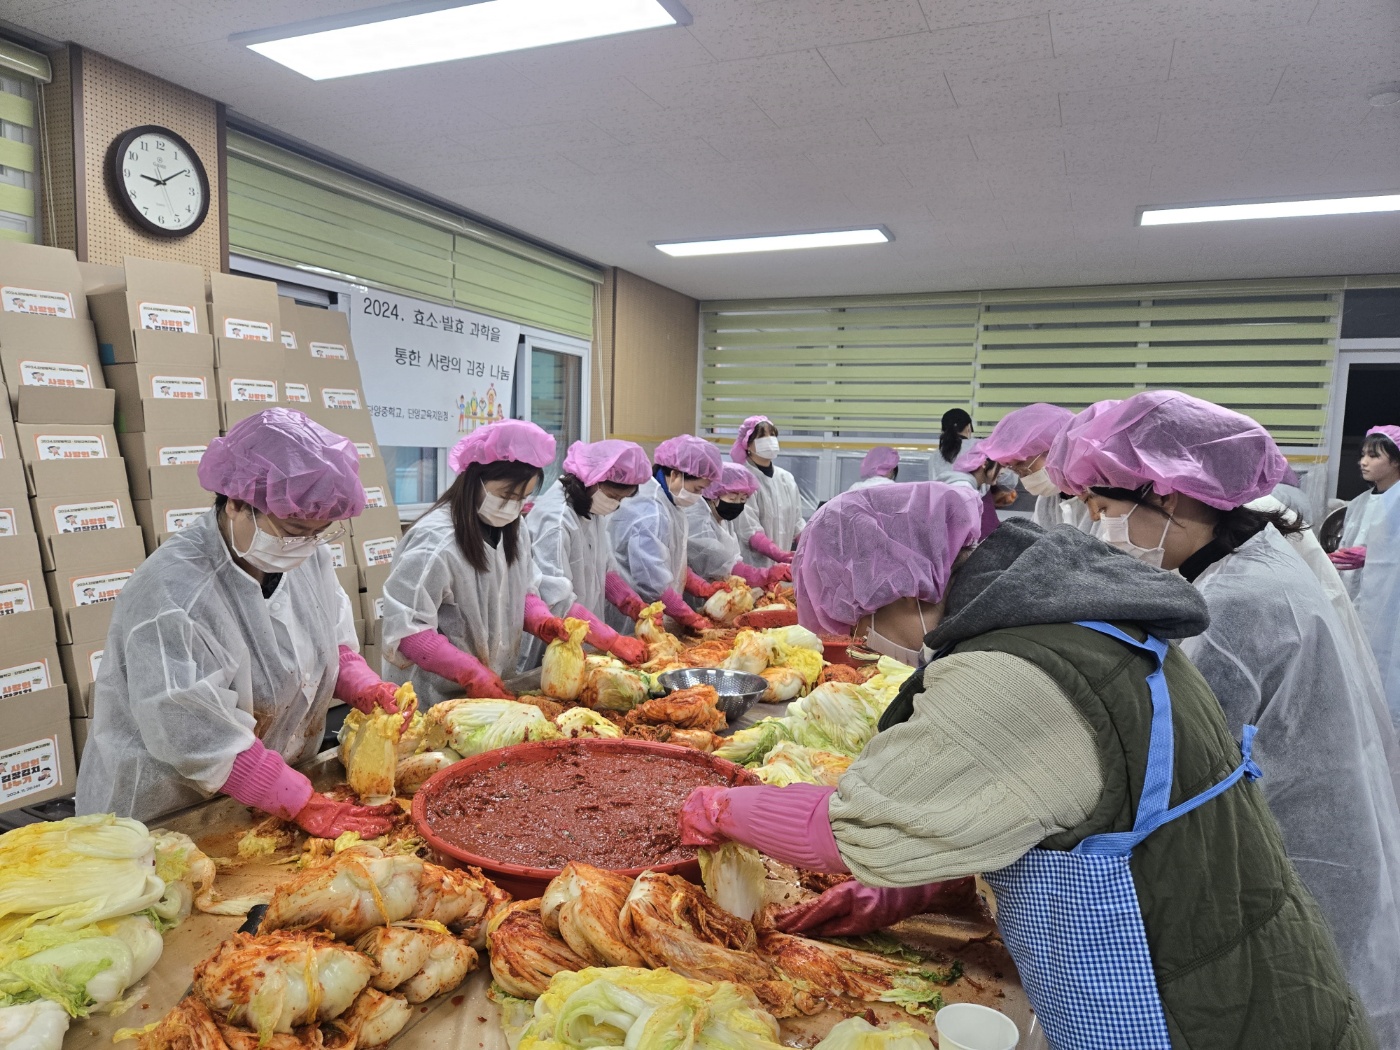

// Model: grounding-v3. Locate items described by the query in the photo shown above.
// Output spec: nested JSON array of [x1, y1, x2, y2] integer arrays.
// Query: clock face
[[109, 126, 210, 237]]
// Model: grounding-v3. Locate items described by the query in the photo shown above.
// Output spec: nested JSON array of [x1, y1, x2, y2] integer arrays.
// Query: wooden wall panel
[[608, 268, 698, 451]]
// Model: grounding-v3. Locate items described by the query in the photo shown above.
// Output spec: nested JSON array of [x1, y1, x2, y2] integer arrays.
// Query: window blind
[[0, 72, 37, 243]]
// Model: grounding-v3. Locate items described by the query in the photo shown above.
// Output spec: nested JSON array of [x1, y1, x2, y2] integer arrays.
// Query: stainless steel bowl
[[658, 667, 767, 724]]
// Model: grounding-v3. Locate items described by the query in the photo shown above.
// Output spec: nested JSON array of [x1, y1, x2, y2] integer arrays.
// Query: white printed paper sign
[[363, 487, 387, 509], [281, 331, 298, 349], [35, 434, 106, 460], [19, 361, 92, 389], [3, 286, 74, 318], [322, 388, 361, 410], [54, 500, 123, 533], [372, 596, 384, 619], [0, 736, 61, 803], [139, 302, 198, 333], [164, 508, 206, 532], [224, 318, 272, 341], [0, 581, 34, 615], [158, 444, 206, 466], [71, 570, 133, 606], [310, 341, 348, 360], [284, 382, 310, 404], [0, 510, 14, 538], [327, 542, 347, 569], [351, 290, 519, 449], [229, 378, 277, 403], [361, 537, 397, 568], [0, 659, 50, 697], [150, 375, 207, 399], [354, 443, 375, 460], [89, 650, 104, 680]]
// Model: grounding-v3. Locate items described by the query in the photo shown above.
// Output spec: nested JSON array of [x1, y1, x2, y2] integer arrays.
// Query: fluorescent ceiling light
[[240, 0, 688, 80], [655, 227, 893, 257], [1140, 194, 1400, 226]]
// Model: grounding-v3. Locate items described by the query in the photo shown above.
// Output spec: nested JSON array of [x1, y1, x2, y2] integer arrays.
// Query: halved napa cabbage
[[424, 698, 561, 757], [555, 708, 622, 739], [541, 618, 592, 701], [811, 1016, 935, 1049], [753, 742, 852, 787]]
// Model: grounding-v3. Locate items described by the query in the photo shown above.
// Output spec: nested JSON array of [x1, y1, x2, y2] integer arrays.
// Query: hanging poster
[[350, 289, 519, 449]]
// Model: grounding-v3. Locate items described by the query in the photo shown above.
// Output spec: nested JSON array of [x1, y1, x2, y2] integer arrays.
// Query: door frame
[[1326, 340, 1400, 499], [515, 328, 591, 443]]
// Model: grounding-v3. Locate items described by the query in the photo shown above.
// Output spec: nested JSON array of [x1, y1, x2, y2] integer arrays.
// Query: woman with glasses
[[76, 409, 401, 835]]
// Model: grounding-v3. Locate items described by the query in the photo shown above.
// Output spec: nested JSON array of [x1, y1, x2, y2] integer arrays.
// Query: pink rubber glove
[[978, 491, 1001, 540], [524, 593, 571, 642], [662, 588, 713, 633], [221, 738, 314, 819], [767, 563, 793, 585], [729, 561, 769, 588], [686, 568, 722, 599], [396, 629, 513, 699], [1328, 546, 1366, 571], [605, 571, 647, 621], [609, 636, 648, 665], [293, 794, 399, 838], [774, 877, 978, 938], [749, 531, 794, 564], [680, 783, 848, 872], [334, 645, 401, 715]]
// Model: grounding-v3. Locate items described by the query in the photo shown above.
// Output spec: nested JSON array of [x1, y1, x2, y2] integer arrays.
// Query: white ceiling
[[7, 0, 1400, 300]]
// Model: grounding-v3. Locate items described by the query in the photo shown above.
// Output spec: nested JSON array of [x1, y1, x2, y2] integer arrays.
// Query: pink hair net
[[703, 462, 760, 500], [448, 419, 556, 474], [730, 415, 774, 463], [1045, 391, 1287, 510], [952, 444, 987, 473], [563, 439, 650, 487], [860, 446, 900, 479], [793, 482, 985, 636], [198, 408, 365, 520], [1367, 425, 1400, 450], [655, 434, 723, 482], [976, 404, 1073, 465]]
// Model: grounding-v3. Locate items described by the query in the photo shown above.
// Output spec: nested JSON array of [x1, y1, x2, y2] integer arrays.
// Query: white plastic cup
[[935, 1003, 1020, 1050]]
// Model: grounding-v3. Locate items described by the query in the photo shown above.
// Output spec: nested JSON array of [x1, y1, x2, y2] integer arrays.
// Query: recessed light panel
[[1140, 194, 1400, 226], [655, 228, 892, 257]]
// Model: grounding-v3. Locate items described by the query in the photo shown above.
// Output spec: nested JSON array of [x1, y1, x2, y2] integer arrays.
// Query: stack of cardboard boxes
[[209, 273, 284, 433]]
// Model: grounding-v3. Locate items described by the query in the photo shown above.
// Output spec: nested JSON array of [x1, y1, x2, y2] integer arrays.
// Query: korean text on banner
[[350, 289, 519, 449]]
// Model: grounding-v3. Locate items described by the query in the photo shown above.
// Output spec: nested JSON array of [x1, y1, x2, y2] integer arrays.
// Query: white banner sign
[[350, 289, 519, 449]]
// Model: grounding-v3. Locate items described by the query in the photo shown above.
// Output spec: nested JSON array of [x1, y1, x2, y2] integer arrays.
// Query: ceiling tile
[[947, 47, 1172, 107], [561, 137, 729, 175], [869, 91, 1062, 142], [819, 15, 1053, 83], [703, 116, 883, 159], [627, 48, 839, 110], [1049, 0, 1314, 57], [748, 74, 958, 127], [682, 0, 929, 61], [1059, 69, 1285, 125], [916, 0, 1057, 32]]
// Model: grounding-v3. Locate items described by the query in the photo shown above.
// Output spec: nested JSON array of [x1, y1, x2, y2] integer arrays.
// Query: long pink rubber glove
[[680, 783, 849, 872], [1328, 546, 1366, 571], [978, 490, 1001, 540], [397, 629, 513, 699], [605, 571, 646, 620], [222, 739, 397, 836], [729, 561, 768, 588], [524, 593, 571, 643], [686, 567, 722, 599], [561, 602, 647, 664], [774, 878, 978, 938], [662, 587, 713, 633], [749, 531, 794, 564], [333, 645, 401, 715]]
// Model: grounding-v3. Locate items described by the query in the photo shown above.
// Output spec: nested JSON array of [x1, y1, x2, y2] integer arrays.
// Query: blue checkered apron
[[982, 621, 1261, 1050]]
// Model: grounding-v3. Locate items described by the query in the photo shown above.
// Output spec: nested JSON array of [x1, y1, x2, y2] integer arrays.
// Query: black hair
[[427, 460, 543, 573], [939, 408, 972, 464], [1362, 433, 1400, 467], [748, 420, 779, 446], [889, 466, 899, 482], [560, 472, 592, 518], [1089, 482, 1305, 554]]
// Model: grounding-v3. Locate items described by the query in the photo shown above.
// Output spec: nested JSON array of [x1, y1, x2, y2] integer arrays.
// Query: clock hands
[[156, 169, 190, 186], [139, 174, 162, 184]]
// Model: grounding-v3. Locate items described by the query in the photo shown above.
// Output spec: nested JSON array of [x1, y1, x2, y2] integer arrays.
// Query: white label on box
[[229, 378, 278, 403], [0, 434, 5, 459], [281, 330, 298, 349], [361, 537, 397, 567], [71, 570, 133, 606], [0, 658, 50, 698], [322, 387, 362, 410], [310, 341, 349, 360], [2, 286, 74, 318], [224, 317, 273, 341], [0, 509, 14, 538], [89, 650, 104, 680], [0, 735, 61, 804], [158, 444, 206, 466], [164, 508, 206, 532], [150, 375, 207, 400], [54, 500, 123, 533], [18, 360, 92, 389], [284, 382, 311, 404], [363, 486, 388, 509], [35, 434, 107, 460], [354, 443, 375, 460], [0, 581, 34, 616], [372, 597, 384, 619], [138, 302, 198, 333], [327, 541, 347, 569]]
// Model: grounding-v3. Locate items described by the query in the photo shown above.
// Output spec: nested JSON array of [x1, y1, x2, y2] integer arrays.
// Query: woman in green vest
[[683, 481, 1372, 1050]]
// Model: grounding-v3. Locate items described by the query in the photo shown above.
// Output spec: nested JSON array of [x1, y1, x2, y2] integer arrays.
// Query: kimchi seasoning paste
[[423, 749, 733, 870]]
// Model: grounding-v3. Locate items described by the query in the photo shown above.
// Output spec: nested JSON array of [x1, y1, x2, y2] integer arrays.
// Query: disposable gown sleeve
[[333, 578, 359, 651], [1358, 489, 1400, 729], [619, 500, 678, 602], [529, 509, 580, 612], [380, 531, 457, 667], [118, 606, 257, 794]]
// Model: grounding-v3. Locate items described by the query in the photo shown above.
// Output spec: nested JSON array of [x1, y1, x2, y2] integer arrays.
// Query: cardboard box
[[0, 241, 89, 320], [0, 312, 104, 408], [0, 685, 77, 814], [32, 488, 139, 571], [134, 494, 211, 552], [0, 534, 49, 615], [317, 409, 380, 463], [70, 716, 91, 769], [354, 619, 367, 648], [90, 257, 209, 363], [0, 475, 34, 538], [208, 272, 280, 350], [357, 453, 390, 495], [305, 358, 366, 422], [360, 561, 389, 623], [44, 527, 144, 645], [215, 342, 283, 418], [296, 304, 355, 362], [15, 385, 114, 427], [78, 261, 126, 297], [0, 378, 17, 455], [0, 607, 59, 663], [59, 637, 105, 718], [15, 423, 121, 500], [278, 296, 302, 352], [351, 508, 400, 586], [117, 430, 208, 501]]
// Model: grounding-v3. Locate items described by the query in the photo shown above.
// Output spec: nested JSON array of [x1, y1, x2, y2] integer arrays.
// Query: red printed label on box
[[327, 541, 347, 569], [150, 375, 207, 399], [310, 341, 348, 360], [364, 486, 388, 509], [284, 382, 310, 404], [89, 650, 104, 680], [18, 361, 92, 389], [0, 510, 14, 538], [354, 443, 375, 460], [54, 500, 123, 533], [229, 378, 277, 402], [158, 444, 206, 466], [138, 302, 198, 333], [361, 537, 397, 567], [0, 658, 50, 698], [2, 286, 74, 318], [34, 434, 106, 460], [281, 331, 298, 349], [71, 570, 133, 606], [164, 508, 206, 532], [0, 736, 61, 804], [0, 581, 34, 616], [224, 317, 272, 341], [321, 388, 361, 410]]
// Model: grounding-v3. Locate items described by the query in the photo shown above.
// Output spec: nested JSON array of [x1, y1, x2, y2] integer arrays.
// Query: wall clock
[[107, 125, 210, 237]]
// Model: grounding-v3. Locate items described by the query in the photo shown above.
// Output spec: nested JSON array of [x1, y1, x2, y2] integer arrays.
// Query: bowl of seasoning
[[412, 737, 759, 898], [657, 667, 767, 723]]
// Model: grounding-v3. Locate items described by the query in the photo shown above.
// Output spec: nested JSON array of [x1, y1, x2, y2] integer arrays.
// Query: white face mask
[[864, 603, 929, 667], [229, 507, 319, 573], [590, 491, 621, 516], [1093, 505, 1171, 568], [672, 485, 701, 508], [1021, 467, 1060, 498], [753, 436, 781, 460], [479, 488, 523, 527]]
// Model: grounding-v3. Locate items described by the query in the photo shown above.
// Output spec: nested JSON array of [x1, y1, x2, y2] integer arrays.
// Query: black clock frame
[[107, 124, 211, 238]]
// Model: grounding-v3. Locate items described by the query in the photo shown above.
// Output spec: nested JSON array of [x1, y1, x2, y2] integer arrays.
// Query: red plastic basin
[[411, 737, 759, 899]]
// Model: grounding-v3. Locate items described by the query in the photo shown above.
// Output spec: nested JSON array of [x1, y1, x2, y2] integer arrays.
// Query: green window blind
[[0, 72, 38, 244], [227, 132, 599, 338]]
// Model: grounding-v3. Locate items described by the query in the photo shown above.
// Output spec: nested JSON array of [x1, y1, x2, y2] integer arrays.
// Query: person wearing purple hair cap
[[1050, 392, 1400, 1040], [523, 440, 653, 668], [381, 420, 574, 708], [848, 446, 900, 492], [76, 409, 398, 840], [971, 403, 1090, 531], [609, 434, 723, 635], [686, 462, 789, 590], [730, 416, 806, 568], [1332, 425, 1400, 586]]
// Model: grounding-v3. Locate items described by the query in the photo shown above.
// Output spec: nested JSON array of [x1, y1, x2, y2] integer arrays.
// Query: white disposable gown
[[609, 477, 688, 604], [734, 463, 806, 569], [1181, 525, 1400, 1045], [685, 499, 743, 582], [1357, 484, 1400, 735], [75, 510, 356, 822], [380, 505, 548, 707], [1339, 487, 1393, 602]]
